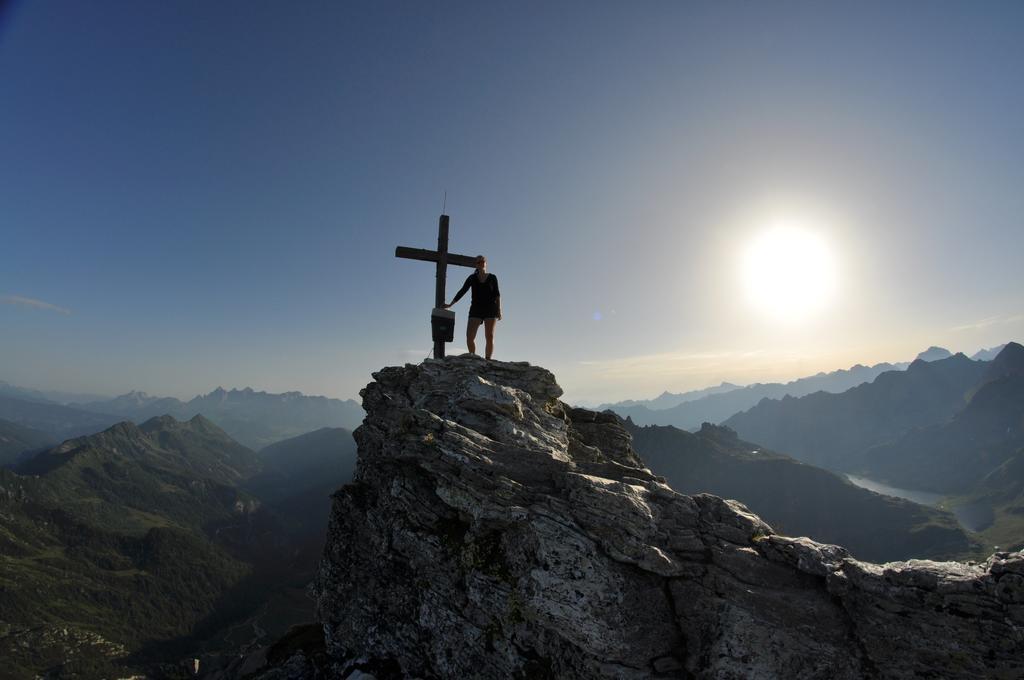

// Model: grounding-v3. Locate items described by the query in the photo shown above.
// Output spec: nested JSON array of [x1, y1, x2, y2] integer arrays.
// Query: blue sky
[[2, 1, 1022, 403]]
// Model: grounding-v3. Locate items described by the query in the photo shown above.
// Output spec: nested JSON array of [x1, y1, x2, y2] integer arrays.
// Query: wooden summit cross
[[395, 214, 477, 359]]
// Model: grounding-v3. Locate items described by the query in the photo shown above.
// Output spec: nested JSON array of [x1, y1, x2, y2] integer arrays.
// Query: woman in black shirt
[[444, 255, 501, 359]]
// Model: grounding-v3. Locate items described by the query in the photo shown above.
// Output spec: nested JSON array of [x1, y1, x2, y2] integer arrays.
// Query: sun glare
[[740, 221, 837, 323]]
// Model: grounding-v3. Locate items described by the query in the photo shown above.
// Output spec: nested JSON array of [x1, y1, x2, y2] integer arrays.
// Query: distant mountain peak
[[972, 343, 1009, 362], [187, 413, 222, 431], [698, 422, 739, 442], [996, 340, 1023, 356], [986, 341, 1024, 380], [908, 351, 971, 372], [916, 346, 953, 362], [22, 419, 148, 473], [105, 420, 143, 435], [140, 414, 178, 431], [138, 413, 228, 438]]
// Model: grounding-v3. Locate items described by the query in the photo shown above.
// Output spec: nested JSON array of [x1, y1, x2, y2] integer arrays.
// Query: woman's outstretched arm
[[444, 275, 474, 308]]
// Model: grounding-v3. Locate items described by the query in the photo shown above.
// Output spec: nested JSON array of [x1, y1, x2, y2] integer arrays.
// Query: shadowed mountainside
[[0, 417, 55, 468], [973, 343, 1009, 361], [855, 343, 1024, 493], [245, 427, 357, 538], [626, 420, 974, 562], [722, 353, 989, 471]]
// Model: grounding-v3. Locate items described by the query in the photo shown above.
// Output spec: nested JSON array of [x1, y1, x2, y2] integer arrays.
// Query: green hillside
[[0, 416, 359, 678], [0, 417, 265, 677]]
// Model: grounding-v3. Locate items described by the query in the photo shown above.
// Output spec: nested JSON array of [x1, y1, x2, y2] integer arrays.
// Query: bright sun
[[740, 222, 837, 323]]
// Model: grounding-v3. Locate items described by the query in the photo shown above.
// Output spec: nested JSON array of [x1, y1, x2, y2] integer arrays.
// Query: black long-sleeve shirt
[[451, 273, 500, 318]]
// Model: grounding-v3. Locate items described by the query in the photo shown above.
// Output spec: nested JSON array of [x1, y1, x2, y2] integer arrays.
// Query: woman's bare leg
[[466, 318, 482, 354], [484, 318, 497, 359]]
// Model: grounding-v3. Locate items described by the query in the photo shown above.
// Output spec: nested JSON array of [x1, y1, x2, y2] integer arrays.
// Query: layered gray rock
[[313, 355, 1024, 679]]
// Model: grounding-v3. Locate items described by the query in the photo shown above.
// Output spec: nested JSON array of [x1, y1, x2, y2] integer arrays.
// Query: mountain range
[[76, 387, 363, 449], [601, 360, 908, 430], [853, 343, 1024, 493], [598, 381, 741, 411], [971, 343, 1009, 362], [0, 380, 109, 405], [0, 395, 122, 444], [597, 345, 1005, 432], [0, 383, 364, 457]]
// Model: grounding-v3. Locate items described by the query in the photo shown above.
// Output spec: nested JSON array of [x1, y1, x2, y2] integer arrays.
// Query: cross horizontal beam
[[395, 246, 478, 268]]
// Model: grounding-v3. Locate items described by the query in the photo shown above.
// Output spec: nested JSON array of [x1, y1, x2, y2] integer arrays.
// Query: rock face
[[313, 356, 1024, 679]]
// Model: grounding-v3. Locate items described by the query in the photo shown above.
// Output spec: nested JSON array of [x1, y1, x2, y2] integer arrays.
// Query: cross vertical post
[[434, 215, 449, 359]]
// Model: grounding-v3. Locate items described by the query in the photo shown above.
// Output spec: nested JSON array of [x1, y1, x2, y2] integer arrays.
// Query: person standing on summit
[[443, 255, 501, 359]]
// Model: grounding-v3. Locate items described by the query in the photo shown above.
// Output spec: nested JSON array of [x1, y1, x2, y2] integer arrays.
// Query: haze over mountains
[[0, 396, 121, 448], [0, 380, 109, 406], [723, 352, 990, 471], [76, 387, 364, 449], [599, 344, 1006, 432], [0, 383, 364, 456], [599, 381, 741, 411], [600, 360, 909, 430]]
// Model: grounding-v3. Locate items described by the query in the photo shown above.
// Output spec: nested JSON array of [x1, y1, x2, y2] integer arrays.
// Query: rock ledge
[[313, 355, 1024, 679]]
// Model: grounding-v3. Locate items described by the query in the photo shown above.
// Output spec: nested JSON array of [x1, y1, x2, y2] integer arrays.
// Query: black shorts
[[469, 303, 499, 320]]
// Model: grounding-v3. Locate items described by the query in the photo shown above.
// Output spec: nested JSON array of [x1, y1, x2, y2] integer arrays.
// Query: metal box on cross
[[430, 307, 455, 343]]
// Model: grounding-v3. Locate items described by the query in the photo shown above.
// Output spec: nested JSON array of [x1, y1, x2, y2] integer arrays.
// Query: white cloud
[[1, 294, 71, 315], [950, 313, 1024, 332]]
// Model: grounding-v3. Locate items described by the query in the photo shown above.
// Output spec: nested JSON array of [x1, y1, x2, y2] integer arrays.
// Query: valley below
[[844, 474, 995, 543]]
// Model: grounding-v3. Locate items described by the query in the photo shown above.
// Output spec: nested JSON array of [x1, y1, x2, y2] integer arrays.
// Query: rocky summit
[[311, 355, 1024, 679]]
